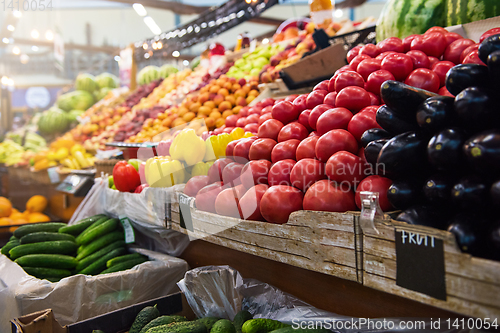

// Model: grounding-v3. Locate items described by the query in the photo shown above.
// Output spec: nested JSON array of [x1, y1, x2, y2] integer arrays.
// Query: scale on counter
[[56, 174, 94, 197]]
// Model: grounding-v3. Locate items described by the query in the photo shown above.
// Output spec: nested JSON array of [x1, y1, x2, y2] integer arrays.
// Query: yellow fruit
[[0, 197, 12, 218], [10, 212, 25, 220], [28, 212, 51, 223], [26, 195, 48, 213], [222, 110, 233, 119], [0, 217, 12, 226]]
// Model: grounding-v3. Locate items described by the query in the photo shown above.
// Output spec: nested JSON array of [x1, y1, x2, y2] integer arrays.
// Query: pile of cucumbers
[[0, 214, 148, 282], [113, 305, 329, 333]]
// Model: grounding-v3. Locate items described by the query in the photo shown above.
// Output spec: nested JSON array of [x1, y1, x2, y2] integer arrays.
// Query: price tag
[[178, 193, 193, 232], [119, 216, 135, 244], [47, 167, 60, 184], [395, 230, 446, 300]]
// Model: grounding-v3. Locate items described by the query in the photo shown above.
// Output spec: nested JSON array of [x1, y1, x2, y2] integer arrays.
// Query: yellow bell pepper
[[145, 157, 186, 187], [54, 147, 69, 161], [70, 144, 85, 156], [204, 137, 217, 161], [46, 151, 57, 161], [230, 127, 245, 140], [243, 132, 256, 138], [169, 129, 206, 166], [190, 161, 213, 178], [207, 133, 233, 160]]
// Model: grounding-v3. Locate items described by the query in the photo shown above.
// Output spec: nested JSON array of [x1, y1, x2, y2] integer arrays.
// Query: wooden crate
[[359, 217, 500, 318], [169, 190, 362, 283]]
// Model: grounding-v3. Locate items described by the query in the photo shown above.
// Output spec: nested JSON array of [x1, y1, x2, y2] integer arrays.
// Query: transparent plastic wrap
[[178, 266, 473, 333], [69, 178, 190, 257], [0, 250, 188, 333]]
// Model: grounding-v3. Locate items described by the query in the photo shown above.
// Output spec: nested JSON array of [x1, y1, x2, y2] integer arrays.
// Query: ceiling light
[[143, 43, 148, 50], [31, 45, 39, 51], [20, 54, 29, 64], [13, 10, 21, 18], [334, 9, 343, 18], [156, 41, 162, 49], [144, 53, 150, 59], [13, 46, 20, 55], [183, 60, 189, 66], [45, 30, 54, 40], [7, 25, 15, 32], [143, 16, 162, 36], [2, 38, 10, 44], [1, 77, 9, 86], [262, 38, 269, 44], [114, 55, 121, 61], [195, 26, 201, 33], [31, 29, 40, 39], [133, 3, 147, 16], [172, 50, 180, 57]]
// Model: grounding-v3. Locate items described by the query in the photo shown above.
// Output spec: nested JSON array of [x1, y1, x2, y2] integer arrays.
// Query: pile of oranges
[[0, 195, 51, 233], [127, 75, 260, 143]]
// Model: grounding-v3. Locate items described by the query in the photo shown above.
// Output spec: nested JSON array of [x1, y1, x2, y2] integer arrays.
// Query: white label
[[119, 216, 135, 244], [78, 116, 91, 125], [47, 167, 60, 184]]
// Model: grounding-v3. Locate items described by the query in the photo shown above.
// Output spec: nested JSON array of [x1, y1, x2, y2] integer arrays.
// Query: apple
[[306, 90, 328, 109], [303, 179, 356, 212], [249, 138, 277, 161], [272, 101, 300, 124], [258, 119, 284, 141], [316, 107, 353, 135], [271, 139, 300, 163], [195, 182, 226, 213], [315, 129, 358, 162], [293, 94, 308, 112], [208, 158, 233, 183], [323, 92, 337, 107], [184, 175, 211, 197], [258, 113, 273, 126], [225, 115, 239, 127], [238, 184, 269, 221], [268, 159, 296, 186], [298, 109, 313, 131], [296, 136, 319, 160], [260, 185, 304, 224], [233, 137, 258, 163], [308, 104, 331, 130], [277, 122, 309, 142], [240, 160, 272, 188], [222, 162, 244, 186]]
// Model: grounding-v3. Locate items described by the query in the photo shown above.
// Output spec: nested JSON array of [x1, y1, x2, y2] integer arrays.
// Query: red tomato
[[184, 175, 210, 197], [293, 94, 308, 112], [404, 68, 440, 93], [315, 129, 358, 163], [347, 109, 382, 142], [258, 119, 284, 141], [411, 32, 447, 58], [268, 159, 296, 186], [381, 53, 414, 81], [298, 109, 313, 131], [258, 113, 273, 126], [438, 86, 454, 97], [249, 138, 277, 161], [459, 44, 479, 63], [376, 51, 398, 61], [325, 151, 366, 187], [431, 61, 455, 87], [222, 162, 244, 186], [334, 71, 365, 92], [316, 107, 353, 135], [207, 158, 232, 183], [306, 90, 329, 109], [367, 92, 380, 105], [233, 137, 258, 163], [356, 58, 382, 81], [314, 80, 329, 91], [323, 91, 337, 106], [444, 32, 463, 46], [444, 38, 475, 64], [377, 37, 404, 53], [428, 56, 439, 68], [238, 184, 269, 221], [359, 44, 380, 58], [245, 114, 259, 124], [347, 45, 362, 63], [365, 69, 395, 95], [425, 26, 448, 35], [240, 160, 272, 189], [271, 139, 301, 163], [113, 161, 140, 192], [296, 136, 318, 160], [309, 104, 331, 130], [462, 50, 486, 65], [354, 175, 393, 211], [334, 65, 354, 76], [277, 122, 309, 142], [480, 28, 500, 43], [196, 182, 226, 213], [403, 34, 419, 53], [272, 100, 300, 124], [303, 179, 356, 212], [336, 86, 371, 113], [359, 106, 379, 114], [215, 186, 245, 218], [290, 158, 326, 191], [260, 185, 304, 224], [349, 54, 371, 71], [406, 50, 430, 69]]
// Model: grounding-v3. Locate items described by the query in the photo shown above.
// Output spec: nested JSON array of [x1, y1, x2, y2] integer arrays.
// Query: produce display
[[0, 216, 149, 281], [30, 138, 95, 171], [0, 132, 47, 167], [0, 195, 50, 232]]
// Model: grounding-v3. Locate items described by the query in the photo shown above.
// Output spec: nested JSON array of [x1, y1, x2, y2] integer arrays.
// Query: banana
[[70, 157, 81, 170], [61, 158, 76, 169], [73, 150, 90, 169]]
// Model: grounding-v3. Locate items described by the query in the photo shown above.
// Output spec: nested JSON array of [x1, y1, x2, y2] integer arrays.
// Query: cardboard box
[[11, 292, 194, 333]]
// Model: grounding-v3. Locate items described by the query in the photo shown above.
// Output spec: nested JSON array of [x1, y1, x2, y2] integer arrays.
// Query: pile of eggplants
[[361, 34, 500, 261]]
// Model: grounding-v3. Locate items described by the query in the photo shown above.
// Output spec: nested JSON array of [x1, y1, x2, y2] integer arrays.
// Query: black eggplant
[[445, 64, 490, 96], [427, 128, 466, 171], [447, 214, 487, 256], [423, 173, 454, 205], [376, 105, 420, 135], [463, 129, 500, 175], [486, 221, 500, 260], [451, 176, 490, 210], [490, 180, 500, 207], [487, 50, 500, 88], [360, 128, 392, 148], [364, 138, 388, 170], [478, 33, 500, 64], [377, 131, 427, 178], [454, 87, 498, 131], [387, 180, 422, 210], [380, 80, 437, 118], [396, 205, 448, 230], [416, 96, 455, 133]]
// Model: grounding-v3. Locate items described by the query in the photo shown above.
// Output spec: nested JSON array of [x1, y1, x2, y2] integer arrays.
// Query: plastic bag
[[178, 266, 473, 333], [0, 250, 188, 333], [69, 178, 190, 257]]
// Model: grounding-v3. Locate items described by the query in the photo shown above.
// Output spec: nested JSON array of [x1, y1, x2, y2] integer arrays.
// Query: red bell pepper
[[113, 161, 141, 192]]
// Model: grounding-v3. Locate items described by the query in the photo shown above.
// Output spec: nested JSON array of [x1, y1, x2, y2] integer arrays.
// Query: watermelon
[[445, 0, 500, 26], [75, 73, 97, 92], [159, 65, 178, 79], [95, 73, 119, 89], [66, 110, 84, 123], [376, 0, 446, 41], [95, 87, 111, 101], [57, 91, 95, 111], [38, 108, 69, 134], [137, 66, 160, 85]]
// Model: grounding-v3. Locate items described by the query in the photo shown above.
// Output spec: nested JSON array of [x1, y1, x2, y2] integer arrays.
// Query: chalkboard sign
[[178, 193, 194, 232], [395, 230, 446, 300]]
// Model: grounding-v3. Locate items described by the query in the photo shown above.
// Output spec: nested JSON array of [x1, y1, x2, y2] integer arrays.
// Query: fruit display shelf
[[105, 142, 159, 160]]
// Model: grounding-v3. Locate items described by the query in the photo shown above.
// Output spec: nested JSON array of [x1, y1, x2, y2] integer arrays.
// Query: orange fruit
[[161, 118, 172, 127], [189, 102, 201, 113], [218, 88, 229, 97], [215, 118, 225, 128], [222, 110, 233, 119], [183, 112, 196, 122], [205, 117, 216, 128], [204, 101, 216, 109], [0, 197, 12, 218], [209, 111, 222, 119], [232, 106, 242, 114], [26, 195, 48, 213]]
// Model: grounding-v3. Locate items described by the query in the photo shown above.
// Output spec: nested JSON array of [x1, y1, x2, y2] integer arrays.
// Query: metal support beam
[[248, 17, 283, 26], [105, 0, 210, 15]]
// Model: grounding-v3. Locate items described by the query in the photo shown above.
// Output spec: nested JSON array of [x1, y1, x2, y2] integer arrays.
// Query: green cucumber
[[78, 247, 126, 275], [75, 240, 126, 271], [146, 321, 206, 333], [242, 319, 289, 333], [76, 218, 119, 246], [75, 216, 111, 244], [58, 214, 106, 235], [100, 257, 147, 274], [234, 311, 253, 333], [24, 266, 72, 279], [197, 317, 220, 332], [129, 305, 160, 333], [9, 235, 18, 241], [15, 254, 78, 269], [76, 231, 124, 261], [139, 316, 187, 333], [20, 232, 76, 244], [1, 239, 20, 257], [13, 222, 67, 238], [211, 319, 236, 333], [77, 245, 84, 254], [106, 252, 145, 268], [9, 240, 78, 260]]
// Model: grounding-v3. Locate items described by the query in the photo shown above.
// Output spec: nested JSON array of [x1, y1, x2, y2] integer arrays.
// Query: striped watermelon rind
[[137, 66, 160, 85], [445, 0, 500, 26], [38, 108, 69, 134], [95, 73, 119, 89], [75, 73, 97, 93]]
